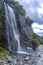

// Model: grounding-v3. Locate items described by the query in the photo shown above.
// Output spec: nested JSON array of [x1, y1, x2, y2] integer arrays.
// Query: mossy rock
[[0, 47, 9, 57]]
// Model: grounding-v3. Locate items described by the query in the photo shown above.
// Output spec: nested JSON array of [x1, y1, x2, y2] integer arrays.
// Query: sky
[[15, 0, 43, 36]]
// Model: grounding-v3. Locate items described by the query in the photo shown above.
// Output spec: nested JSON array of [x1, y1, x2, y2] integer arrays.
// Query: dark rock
[[7, 60, 11, 63], [38, 55, 41, 57], [17, 15, 33, 48], [24, 56, 29, 61]]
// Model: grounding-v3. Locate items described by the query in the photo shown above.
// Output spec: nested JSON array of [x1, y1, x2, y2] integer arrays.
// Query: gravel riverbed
[[0, 51, 41, 65]]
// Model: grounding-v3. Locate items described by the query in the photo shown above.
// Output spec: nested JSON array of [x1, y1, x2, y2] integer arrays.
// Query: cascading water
[[4, 2, 23, 52], [4, 2, 29, 54]]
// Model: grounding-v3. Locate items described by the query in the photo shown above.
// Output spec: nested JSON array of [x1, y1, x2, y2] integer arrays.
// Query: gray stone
[[24, 56, 29, 61]]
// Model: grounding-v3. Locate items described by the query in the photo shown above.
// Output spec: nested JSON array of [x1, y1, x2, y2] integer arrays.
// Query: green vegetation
[[0, 8, 3, 43], [32, 32, 43, 50], [0, 47, 9, 57]]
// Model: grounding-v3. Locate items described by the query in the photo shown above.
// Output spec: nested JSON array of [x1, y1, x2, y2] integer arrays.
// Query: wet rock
[[13, 60, 17, 65], [0, 60, 2, 63], [7, 60, 11, 63], [24, 56, 29, 61], [6, 56, 13, 64], [38, 55, 41, 57], [0, 62, 4, 65]]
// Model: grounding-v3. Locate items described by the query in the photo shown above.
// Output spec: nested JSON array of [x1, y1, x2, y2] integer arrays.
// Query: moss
[[0, 47, 9, 57], [32, 32, 40, 50]]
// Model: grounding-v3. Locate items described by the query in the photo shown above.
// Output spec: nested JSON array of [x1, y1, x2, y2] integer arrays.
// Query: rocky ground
[[0, 45, 42, 65], [0, 51, 41, 65]]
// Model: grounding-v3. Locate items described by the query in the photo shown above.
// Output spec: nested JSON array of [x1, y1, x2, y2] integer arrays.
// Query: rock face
[[16, 14, 33, 49]]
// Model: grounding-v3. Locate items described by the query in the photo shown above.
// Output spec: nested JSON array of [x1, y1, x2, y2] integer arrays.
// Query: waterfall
[[4, 2, 29, 54], [4, 2, 23, 52]]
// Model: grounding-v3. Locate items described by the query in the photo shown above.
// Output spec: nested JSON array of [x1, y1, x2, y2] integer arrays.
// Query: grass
[[0, 47, 9, 57]]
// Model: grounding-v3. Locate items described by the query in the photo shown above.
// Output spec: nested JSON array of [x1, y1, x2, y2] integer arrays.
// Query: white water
[[4, 2, 22, 52], [4, 3, 12, 51], [7, 4, 23, 52]]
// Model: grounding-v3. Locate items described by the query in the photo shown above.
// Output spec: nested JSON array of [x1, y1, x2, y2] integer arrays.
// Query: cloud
[[32, 23, 43, 29], [32, 23, 43, 36]]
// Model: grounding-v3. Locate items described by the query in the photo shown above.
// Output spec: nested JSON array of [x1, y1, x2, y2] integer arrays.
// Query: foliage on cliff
[[32, 32, 43, 50], [0, 8, 3, 43]]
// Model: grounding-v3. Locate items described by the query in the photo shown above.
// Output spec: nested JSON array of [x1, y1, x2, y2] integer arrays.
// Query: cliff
[[1, 0, 41, 53]]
